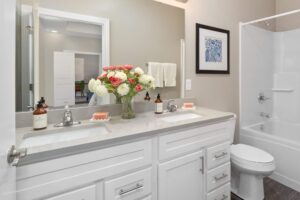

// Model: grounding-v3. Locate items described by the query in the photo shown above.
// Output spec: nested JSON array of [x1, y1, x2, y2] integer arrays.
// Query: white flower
[[95, 85, 108, 96], [88, 79, 96, 92], [92, 79, 101, 92], [134, 67, 144, 75], [107, 71, 115, 78], [117, 83, 130, 96], [115, 71, 127, 82], [139, 74, 154, 85], [149, 77, 155, 89], [139, 74, 155, 89]]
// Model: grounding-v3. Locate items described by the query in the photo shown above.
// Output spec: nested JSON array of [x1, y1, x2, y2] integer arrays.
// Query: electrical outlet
[[186, 79, 192, 91]]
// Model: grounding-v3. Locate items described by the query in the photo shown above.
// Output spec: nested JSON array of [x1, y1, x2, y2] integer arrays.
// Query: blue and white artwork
[[205, 37, 222, 63]]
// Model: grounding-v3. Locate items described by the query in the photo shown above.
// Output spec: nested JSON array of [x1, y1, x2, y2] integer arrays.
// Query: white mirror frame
[[36, 8, 110, 104]]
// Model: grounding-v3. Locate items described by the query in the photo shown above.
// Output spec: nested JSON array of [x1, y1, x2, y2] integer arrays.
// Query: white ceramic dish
[[181, 106, 196, 110], [89, 117, 111, 123]]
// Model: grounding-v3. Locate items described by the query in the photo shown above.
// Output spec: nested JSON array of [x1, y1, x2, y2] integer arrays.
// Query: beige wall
[[276, 0, 300, 31], [184, 0, 275, 141], [276, 0, 300, 13]]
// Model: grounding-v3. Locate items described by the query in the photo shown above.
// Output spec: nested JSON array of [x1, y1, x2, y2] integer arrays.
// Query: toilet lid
[[231, 144, 274, 163]]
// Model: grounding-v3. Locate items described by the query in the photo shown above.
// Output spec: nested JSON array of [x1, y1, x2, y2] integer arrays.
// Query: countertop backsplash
[[16, 98, 198, 128]]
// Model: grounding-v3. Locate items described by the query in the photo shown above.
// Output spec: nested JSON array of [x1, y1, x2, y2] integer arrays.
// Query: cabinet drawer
[[105, 168, 152, 200], [207, 142, 230, 169], [46, 185, 96, 200], [159, 121, 233, 161], [207, 163, 230, 192], [207, 183, 230, 200], [17, 140, 152, 200]]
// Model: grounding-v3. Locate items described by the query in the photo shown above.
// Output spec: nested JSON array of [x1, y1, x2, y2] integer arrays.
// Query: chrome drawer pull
[[215, 194, 228, 200], [214, 152, 227, 159], [214, 173, 228, 181], [200, 156, 204, 174], [119, 183, 143, 196]]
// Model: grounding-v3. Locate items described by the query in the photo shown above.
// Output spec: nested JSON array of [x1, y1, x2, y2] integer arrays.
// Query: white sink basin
[[20, 126, 109, 148], [160, 113, 203, 123]]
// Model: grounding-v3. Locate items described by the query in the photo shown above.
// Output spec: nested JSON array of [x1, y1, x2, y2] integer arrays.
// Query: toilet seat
[[231, 144, 275, 173]]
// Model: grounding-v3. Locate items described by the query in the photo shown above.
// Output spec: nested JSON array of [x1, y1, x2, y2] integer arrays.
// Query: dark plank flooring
[[231, 178, 300, 200]]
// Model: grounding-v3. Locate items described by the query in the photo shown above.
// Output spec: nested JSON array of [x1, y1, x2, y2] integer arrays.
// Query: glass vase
[[121, 96, 135, 119], [115, 95, 122, 104]]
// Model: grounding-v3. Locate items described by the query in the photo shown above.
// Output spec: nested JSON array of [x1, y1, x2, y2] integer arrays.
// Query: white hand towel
[[163, 63, 177, 87], [148, 62, 164, 88]]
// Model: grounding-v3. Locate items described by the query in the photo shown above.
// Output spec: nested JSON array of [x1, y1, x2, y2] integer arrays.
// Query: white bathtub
[[240, 120, 300, 192]]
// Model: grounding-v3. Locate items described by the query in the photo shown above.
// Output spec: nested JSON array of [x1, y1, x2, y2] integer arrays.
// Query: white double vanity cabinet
[[16, 110, 235, 200]]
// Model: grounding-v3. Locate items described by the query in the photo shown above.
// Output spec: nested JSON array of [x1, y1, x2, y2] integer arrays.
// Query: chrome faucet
[[167, 100, 178, 112], [54, 104, 81, 127], [258, 93, 270, 104]]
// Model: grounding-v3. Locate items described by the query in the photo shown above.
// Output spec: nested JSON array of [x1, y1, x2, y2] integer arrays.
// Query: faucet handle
[[167, 100, 178, 112], [62, 103, 73, 126], [258, 93, 270, 104]]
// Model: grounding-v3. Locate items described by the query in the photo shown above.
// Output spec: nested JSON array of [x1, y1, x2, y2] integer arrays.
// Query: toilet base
[[231, 167, 265, 200]]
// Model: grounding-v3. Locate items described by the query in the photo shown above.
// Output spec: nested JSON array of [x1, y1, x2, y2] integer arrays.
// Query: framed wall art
[[196, 23, 230, 74]]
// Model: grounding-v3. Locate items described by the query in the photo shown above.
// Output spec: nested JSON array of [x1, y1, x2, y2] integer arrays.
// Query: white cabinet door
[[0, 0, 17, 199], [158, 151, 204, 200]]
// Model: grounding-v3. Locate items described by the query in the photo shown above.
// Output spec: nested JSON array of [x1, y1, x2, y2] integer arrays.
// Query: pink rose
[[109, 76, 123, 87], [103, 66, 117, 71], [115, 65, 123, 70], [98, 72, 107, 80], [124, 64, 134, 70], [135, 84, 143, 92], [108, 66, 117, 70], [128, 78, 135, 85]]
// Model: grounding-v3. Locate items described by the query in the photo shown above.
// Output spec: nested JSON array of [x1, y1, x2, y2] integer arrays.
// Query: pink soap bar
[[183, 102, 194, 108], [92, 112, 109, 120]]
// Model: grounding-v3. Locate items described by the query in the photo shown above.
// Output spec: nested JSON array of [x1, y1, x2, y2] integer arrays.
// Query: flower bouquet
[[88, 65, 155, 119]]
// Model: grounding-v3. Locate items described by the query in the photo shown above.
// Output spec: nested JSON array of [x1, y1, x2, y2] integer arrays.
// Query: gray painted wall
[[75, 54, 100, 82]]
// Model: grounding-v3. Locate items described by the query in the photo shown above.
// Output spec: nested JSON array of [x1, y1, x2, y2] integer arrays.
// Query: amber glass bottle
[[154, 94, 163, 114], [33, 101, 48, 130], [40, 97, 48, 110]]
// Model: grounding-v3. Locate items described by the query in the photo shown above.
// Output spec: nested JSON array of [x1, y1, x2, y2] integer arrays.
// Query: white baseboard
[[271, 172, 300, 192]]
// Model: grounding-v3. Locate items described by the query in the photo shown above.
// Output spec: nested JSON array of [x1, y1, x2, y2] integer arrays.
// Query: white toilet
[[230, 144, 275, 200]]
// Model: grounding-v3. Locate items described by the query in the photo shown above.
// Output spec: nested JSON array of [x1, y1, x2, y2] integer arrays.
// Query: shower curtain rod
[[241, 9, 300, 26]]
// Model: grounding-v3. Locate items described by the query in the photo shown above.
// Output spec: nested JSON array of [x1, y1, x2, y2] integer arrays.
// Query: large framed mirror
[[16, 0, 185, 112]]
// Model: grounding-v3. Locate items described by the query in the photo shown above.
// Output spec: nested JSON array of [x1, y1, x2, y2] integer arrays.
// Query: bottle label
[[155, 103, 163, 113], [33, 114, 47, 129]]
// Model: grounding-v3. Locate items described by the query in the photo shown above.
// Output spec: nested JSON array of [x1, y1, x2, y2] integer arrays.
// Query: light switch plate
[[186, 79, 192, 91]]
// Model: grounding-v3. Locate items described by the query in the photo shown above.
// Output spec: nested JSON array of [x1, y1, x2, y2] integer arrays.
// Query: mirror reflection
[[16, 0, 185, 112]]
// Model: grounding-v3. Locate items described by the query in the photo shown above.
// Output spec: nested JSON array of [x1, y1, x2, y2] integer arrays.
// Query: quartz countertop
[[16, 107, 235, 165]]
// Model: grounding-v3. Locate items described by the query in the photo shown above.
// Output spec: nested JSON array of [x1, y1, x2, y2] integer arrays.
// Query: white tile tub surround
[[273, 72, 300, 123], [241, 26, 300, 127], [241, 25, 300, 193], [240, 25, 274, 127]]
